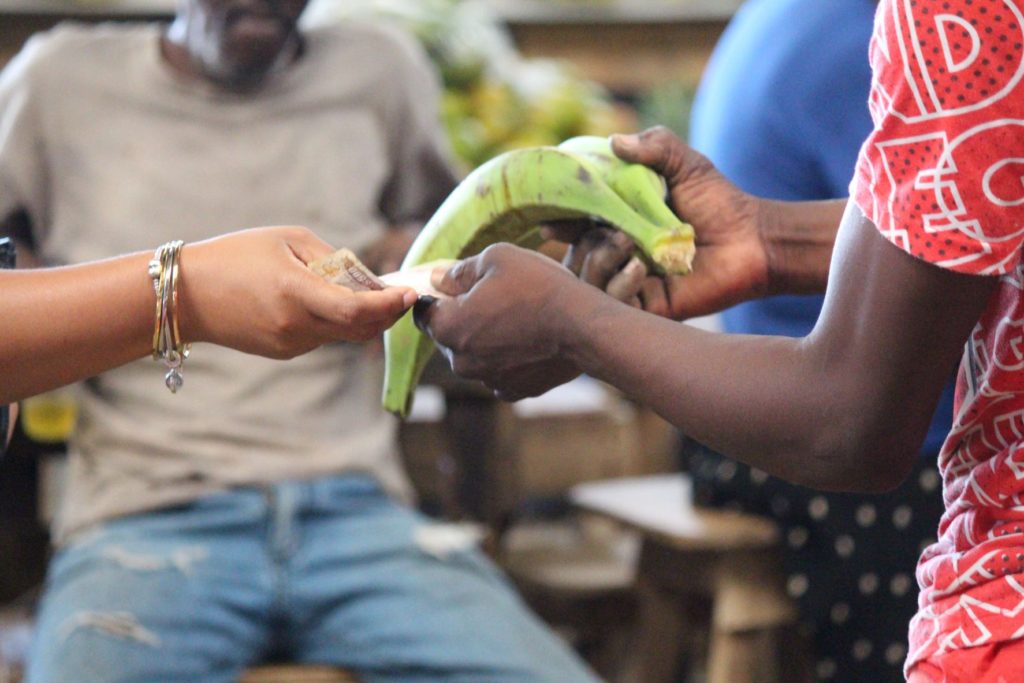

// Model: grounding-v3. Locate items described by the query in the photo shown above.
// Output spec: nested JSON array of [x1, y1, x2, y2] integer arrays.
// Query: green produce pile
[[304, 0, 636, 171]]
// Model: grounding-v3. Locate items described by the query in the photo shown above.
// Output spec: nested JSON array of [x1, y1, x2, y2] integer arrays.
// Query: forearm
[[560, 207, 987, 492], [589, 198, 849, 477], [562, 298, 864, 489], [425, 197, 983, 493], [1, 226, 421, 405], [761, 198, 846, 295], [0, 252, 153, 403]]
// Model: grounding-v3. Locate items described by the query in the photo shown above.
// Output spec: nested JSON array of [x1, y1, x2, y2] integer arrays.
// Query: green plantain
[[555, 136, 693, 273], [383, 139, 694, 417]]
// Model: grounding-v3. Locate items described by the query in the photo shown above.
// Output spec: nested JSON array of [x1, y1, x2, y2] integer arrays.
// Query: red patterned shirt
[[852, 0, 1024, 670]]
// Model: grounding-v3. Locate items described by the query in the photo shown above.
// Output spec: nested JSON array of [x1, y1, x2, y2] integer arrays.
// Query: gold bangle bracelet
[[149, 240, 188, 393]]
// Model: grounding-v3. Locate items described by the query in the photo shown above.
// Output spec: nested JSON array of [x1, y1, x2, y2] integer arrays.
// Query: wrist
[[552, 283, 617, 373], [146, 240, 192, 393], [759, 198, 842, 295], [759, 199, 790, 295]]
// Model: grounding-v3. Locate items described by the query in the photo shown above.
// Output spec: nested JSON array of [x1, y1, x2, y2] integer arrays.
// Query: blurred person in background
[[687, 0, 951, 680], [0, 0, 599, 681]]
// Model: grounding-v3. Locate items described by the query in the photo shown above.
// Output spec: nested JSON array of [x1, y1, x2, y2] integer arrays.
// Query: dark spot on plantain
[[475, 182, 492, 198], [577, 166, 592, 184]]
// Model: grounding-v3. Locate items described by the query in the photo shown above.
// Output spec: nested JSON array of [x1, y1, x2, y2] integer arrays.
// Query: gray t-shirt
[[0, 21, 458, 542]]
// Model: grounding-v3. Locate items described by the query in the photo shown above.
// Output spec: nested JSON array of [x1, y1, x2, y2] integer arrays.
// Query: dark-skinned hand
[[546, 126, 770, 321], [417, 244, 608, 401]]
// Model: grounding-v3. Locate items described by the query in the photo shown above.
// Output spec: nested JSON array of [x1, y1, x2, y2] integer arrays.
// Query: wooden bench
[[570, 474, 798, 683]]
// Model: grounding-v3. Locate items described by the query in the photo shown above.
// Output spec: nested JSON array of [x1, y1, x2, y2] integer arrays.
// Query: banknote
[[309, 248, 454, 299]]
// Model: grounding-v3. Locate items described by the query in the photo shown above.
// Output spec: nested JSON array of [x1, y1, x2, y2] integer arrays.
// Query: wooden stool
[[238, 666, 359, 683], [499, 518, 638, 678], [570, 474, 799, 683]]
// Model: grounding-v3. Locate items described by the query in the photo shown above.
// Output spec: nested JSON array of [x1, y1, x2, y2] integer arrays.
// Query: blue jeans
[[27, 475, 598, 683]]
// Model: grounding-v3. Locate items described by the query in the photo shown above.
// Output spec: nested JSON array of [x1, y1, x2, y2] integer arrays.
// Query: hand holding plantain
[[418, 127, 813, 403], [544, 224, 673, 318], [383, 132, 696, 415], [609, 127, 772, 319], [417, 245, 596, 402], [543, 128, 775, 322]]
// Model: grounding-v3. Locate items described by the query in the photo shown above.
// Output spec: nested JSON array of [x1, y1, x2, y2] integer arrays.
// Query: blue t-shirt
[[689, 0, 952, 455]]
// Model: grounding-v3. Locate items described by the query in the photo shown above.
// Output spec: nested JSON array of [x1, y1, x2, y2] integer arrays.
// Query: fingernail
[[402, 289, 418, 308], [412, 295, 437, 332], [624, 256, 645, 276], [430, 265, 451, 289], [611, 133, 639, 152]]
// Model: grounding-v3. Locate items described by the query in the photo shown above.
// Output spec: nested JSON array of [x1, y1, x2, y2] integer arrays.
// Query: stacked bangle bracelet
[[148, 240, 191, 393]]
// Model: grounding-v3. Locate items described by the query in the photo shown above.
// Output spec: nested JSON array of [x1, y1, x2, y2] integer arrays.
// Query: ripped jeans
[[27, 475, 597, 683]]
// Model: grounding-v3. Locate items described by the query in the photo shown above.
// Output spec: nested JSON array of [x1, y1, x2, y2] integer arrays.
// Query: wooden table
[[571, 474, 799, 683]]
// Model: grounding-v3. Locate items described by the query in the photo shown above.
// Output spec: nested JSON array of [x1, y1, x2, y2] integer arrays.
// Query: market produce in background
[[304, 0, 636, 171]]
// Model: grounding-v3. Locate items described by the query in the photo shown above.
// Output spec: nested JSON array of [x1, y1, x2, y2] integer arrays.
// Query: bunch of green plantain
[[384, 135, 695, 417]]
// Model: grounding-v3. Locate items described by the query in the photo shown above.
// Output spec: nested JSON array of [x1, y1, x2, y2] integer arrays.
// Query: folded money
[[309, 248, 453, 299]]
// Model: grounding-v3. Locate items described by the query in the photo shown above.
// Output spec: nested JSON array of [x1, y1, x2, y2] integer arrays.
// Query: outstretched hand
[[418, 244, 602, 401], [180, 226, 418, 359]]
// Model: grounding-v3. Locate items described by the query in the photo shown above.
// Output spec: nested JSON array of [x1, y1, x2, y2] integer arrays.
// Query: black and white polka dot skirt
[[687, 440, 943, 683]]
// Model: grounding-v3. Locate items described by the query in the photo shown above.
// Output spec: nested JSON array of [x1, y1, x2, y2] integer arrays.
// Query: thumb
[[611, 126, 707, 188], [303, 274, 416, 325], [430, 257, 482, 297]]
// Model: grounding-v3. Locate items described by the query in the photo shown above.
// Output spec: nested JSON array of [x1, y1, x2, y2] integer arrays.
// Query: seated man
[[0, 1, 598, 681]]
